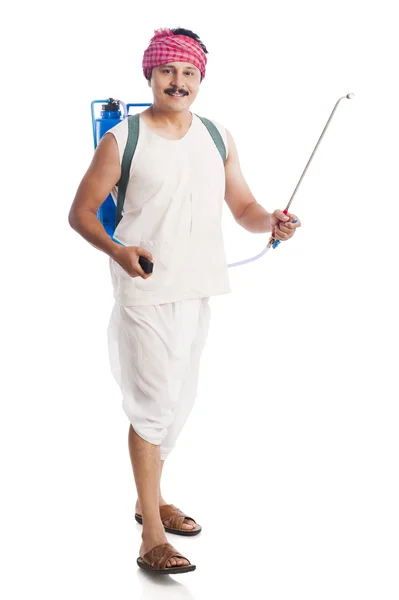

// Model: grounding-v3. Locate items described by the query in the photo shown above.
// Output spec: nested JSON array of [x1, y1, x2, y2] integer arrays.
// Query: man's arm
[[69, 133, 155, 280], [224, 129, 272, 233], [224, 129, 301, 241], [68, 133, 123, 260]]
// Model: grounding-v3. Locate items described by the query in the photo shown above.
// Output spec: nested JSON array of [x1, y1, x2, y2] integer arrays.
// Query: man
[[68, 27, 301, 575]]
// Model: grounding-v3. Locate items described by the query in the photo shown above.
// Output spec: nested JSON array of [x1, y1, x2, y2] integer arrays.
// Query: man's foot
[[135, 499, 196, 531], [140, 530, 190, 568]]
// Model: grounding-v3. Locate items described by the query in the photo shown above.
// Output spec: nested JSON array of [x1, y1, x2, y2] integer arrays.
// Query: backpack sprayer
[[91, 94, 354, 273]]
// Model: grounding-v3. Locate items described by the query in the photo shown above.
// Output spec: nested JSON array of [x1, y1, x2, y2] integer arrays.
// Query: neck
[[148, 104, 192, 128]]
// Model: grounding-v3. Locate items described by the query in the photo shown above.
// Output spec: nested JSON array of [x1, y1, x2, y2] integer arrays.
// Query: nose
[[170, 71, 185, 90]]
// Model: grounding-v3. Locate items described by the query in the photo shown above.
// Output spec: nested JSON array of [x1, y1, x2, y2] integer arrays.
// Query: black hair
[[171, 28, 208, 54]]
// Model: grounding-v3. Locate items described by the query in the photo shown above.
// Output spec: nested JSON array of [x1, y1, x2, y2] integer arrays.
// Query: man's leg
[[134, 457, 196, 531], [128, 425, 189, 567], [110, 301, 194, 563], [135, 297, 211, 531], [133, 458, 165, 508]]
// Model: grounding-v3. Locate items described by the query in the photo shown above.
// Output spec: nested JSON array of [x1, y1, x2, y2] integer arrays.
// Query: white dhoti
[[107, 297, 211, 460]]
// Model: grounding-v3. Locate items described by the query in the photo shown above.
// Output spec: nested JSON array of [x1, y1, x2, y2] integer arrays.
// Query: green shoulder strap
[[195, 115, 227, 165], [115, 114, 140, 228], [115, 113, 226, 229]]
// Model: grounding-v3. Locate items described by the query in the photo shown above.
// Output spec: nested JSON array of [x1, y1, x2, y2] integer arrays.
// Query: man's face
[[148, 62, 201, 111]]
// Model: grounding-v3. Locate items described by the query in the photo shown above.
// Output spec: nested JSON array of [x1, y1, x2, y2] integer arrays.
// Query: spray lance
[[227, 92, 355, 268]]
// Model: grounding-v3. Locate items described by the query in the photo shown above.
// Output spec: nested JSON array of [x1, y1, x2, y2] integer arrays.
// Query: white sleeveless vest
[[106, 112, 232, 306]]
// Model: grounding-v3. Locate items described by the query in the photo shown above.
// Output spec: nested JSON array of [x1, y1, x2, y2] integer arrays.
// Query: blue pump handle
[[126, 103, 152, 114]]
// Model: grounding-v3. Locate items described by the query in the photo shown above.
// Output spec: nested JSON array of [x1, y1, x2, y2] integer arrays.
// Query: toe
[[185, 519, 196, 528], [167, 557, 188, 567], [183, 519, 195, 529], [176, 559, 187, 566]]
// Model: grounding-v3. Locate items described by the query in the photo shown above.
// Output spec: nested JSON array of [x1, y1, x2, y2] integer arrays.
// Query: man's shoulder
[[194, 114, 226, 130], [194, 115, 228, 161], [107, 117, 130, 134]]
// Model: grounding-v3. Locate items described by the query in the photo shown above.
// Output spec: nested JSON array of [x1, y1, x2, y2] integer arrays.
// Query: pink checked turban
[[142, 28, 207, 81]]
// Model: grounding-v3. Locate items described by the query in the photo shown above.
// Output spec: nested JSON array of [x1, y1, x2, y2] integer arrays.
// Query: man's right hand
[[113, 246, 154, 279]]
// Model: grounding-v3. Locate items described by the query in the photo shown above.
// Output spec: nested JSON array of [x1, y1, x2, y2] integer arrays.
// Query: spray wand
[[227, 92, 355, 266]]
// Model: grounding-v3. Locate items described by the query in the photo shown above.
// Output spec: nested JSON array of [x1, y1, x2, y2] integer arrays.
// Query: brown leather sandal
[[137, 542, 196, 574], [135, 504, 202, 536]]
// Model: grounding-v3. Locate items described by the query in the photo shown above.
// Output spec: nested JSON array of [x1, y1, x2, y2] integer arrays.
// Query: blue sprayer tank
[[91, 98, 124, 237], [90, 98, 151, 239]]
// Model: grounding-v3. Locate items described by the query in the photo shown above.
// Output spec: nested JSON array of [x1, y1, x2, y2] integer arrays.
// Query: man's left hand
[[270, 210, 301, 241]]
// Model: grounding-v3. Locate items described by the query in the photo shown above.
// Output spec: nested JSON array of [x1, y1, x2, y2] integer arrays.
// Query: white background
[[2, 0, 398, 598]]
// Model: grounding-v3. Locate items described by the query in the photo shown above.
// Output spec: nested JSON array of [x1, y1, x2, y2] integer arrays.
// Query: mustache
[[164, 87, 189, 96]]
